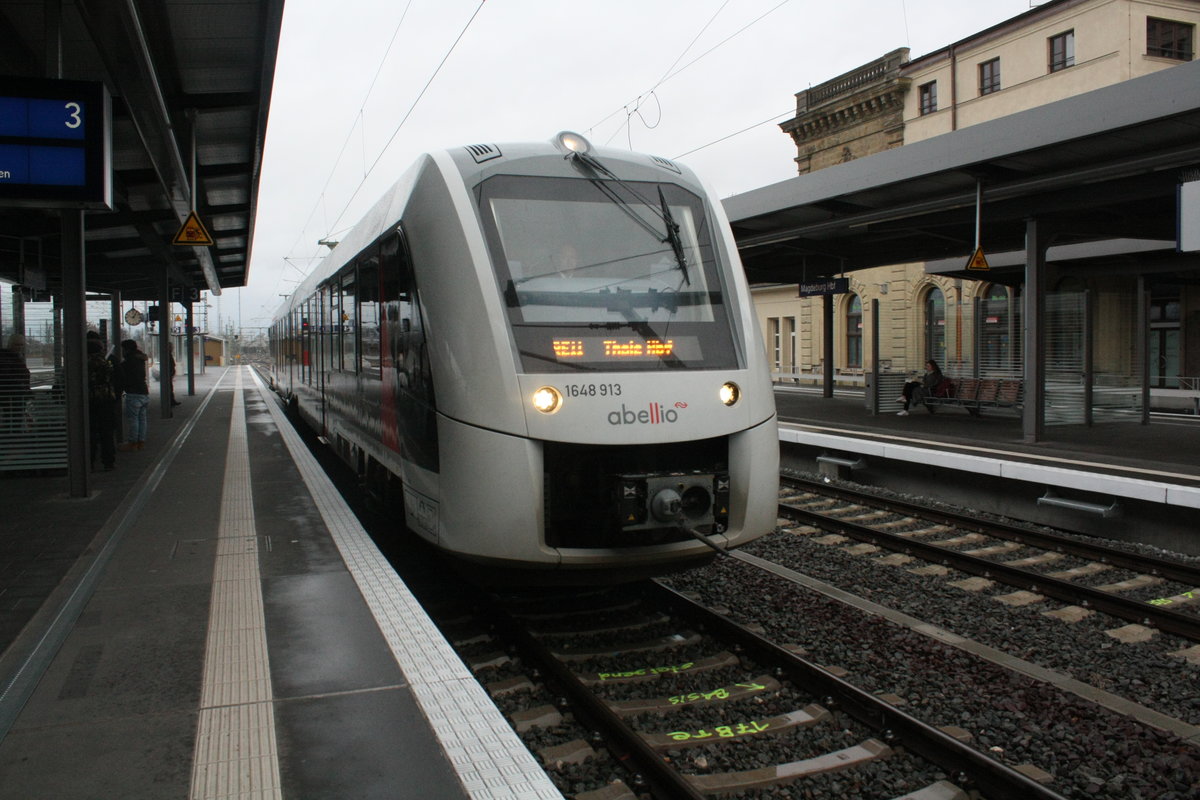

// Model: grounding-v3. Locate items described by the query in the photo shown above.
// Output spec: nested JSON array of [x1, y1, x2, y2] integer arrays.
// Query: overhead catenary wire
[[266, 1, 417, 309], [325, 0, 487, 238], [671, 107, 794, 161], [589, 0, 796, 147]]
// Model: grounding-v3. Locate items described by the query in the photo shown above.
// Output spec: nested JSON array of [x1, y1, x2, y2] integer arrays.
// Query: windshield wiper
[[658, 186, 689, 286], [569, 152, 690, 283]]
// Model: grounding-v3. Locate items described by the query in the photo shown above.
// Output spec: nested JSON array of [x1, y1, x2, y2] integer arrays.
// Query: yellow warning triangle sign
[[965, 246, 990, 271], [173, 211, 214, 246]]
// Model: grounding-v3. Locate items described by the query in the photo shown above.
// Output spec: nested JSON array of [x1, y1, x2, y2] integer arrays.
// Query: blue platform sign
[[0, 77, 112, 209]]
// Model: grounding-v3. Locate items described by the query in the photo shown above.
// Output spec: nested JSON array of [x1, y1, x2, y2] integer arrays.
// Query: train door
[[320, 285, 335, 432], [301, 299, 313, 387], [380, 229, 438, 471]]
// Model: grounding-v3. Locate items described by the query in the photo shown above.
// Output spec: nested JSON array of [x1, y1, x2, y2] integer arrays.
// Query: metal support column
[[1022, 218, 1046, 443], [157, 272, 173, 418], [869, 298, 880, 414], [61, 211, 89, 497], [110, 292, 121, 348], [1084, 288, 1094, 426], [972, 295, 982, 380], [822, 293, 834, 398], [185, 300, 195, 396], [1138, 276, 1150, 425]]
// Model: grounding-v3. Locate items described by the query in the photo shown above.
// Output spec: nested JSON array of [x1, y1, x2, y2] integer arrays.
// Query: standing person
[[168, 351, 180, 406], [0, 334, 31, 431], [105, 339, 124, 442], [897, 359, 944, 416], [87, 337, 117, 470], [118, 339, 150, 450]]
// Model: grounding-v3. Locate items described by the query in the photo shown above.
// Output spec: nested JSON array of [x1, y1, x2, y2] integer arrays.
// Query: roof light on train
[[720, 382, 741, 407], [532, 386, 563, 414], [555, 131, 592, 155]]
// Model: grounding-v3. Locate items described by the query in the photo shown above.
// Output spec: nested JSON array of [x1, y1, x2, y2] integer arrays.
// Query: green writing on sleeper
[[597, 662, 695, 681], [1148, 590, 1196, 607], [669, 682, 768, 705], [667, 721, 772, 742]]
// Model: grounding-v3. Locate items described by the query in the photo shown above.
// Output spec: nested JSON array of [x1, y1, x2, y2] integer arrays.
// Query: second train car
[[269, 131, 778, 581]]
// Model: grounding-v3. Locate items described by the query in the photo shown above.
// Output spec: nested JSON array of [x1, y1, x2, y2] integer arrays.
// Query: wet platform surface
[[0, 366, 559, 800], [773, 386, 1200, 491]]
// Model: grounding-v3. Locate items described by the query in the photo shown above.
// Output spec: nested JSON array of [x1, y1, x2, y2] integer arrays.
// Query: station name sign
[[798, 277, 849, 297], [0, 76, 112, 209]]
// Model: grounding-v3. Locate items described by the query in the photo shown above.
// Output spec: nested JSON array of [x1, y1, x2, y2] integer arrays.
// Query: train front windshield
[[478, 173, 741, 373]]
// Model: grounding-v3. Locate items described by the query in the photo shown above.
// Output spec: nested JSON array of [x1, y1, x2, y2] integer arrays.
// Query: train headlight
[[532, 386, 562, 414], [555, 131, 592, 155], [719, 382, 741, 406]]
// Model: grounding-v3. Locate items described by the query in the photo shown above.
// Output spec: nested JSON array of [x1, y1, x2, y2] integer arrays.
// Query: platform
[[0, 366, 561, 800], [774, 386, 1200, 554], [774, 386, 1200, 492]]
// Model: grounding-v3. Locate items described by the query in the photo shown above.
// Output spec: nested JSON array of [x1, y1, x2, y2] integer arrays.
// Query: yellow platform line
[[190, 369, 281, 800]]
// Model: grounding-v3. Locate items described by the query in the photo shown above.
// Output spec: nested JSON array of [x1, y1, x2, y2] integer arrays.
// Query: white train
[[269, 132, 778, 581]]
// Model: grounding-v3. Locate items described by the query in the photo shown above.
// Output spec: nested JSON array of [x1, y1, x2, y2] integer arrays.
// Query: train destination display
[[551, 336, 701, 362]]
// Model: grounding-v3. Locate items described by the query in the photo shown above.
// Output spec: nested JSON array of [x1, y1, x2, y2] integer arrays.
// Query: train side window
[[323, 285, 337, 375], [380, 230, 432, 403], [302, 299, 313, 384], [380, 231, 411, 302], [341, 268, 357, 373], [359, 246, 381, 378]]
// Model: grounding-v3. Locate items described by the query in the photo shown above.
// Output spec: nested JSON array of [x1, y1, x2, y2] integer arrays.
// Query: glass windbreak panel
[[478, 174, 738, 372]]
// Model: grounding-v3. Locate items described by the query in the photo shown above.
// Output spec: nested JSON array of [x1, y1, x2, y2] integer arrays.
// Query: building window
[[924, 288, 946, 367], [783, 316, 796, 375], [845, 295, 862, 369], [768, 318, 781, 371], [1049, 30, 1075, 72], [979, 58, 1001, 95], [1147, 17, 1194, 61], [918, 81, 938, 115]]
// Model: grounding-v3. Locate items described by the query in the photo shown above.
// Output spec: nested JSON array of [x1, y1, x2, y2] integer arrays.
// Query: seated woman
[[898, 359, 943, 415]]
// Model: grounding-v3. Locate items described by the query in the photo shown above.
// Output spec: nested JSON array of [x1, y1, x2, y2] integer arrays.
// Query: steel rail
[[782, 475, 1200, 586], [479, 591, 708, 800], [778, 495, 1200, 643], [650, 581, 1068, 800]]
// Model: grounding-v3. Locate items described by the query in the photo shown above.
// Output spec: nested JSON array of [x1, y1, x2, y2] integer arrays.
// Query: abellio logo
[[608, 401, 687, 425]]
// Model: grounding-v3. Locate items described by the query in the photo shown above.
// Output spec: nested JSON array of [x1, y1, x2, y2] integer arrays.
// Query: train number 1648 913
[[563, 383, 622, 398]]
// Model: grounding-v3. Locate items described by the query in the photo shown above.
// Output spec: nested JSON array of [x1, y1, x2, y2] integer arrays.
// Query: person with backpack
[[87, 336, 117, 470]]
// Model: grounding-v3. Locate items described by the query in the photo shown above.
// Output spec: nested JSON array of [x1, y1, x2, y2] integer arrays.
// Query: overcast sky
[[227, 0, 1038, 332]]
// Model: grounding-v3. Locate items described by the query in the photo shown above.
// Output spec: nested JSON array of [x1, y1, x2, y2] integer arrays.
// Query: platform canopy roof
[[725, 58, 1200, 286], [0, 0, 284, 300]]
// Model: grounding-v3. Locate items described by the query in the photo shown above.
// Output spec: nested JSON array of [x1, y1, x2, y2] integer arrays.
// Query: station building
[[751, 0, 1199, 412]]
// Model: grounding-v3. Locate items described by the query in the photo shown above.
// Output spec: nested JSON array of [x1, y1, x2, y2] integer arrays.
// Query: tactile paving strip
[[249, 370, 561, 799], [190, 370, 283, 800]]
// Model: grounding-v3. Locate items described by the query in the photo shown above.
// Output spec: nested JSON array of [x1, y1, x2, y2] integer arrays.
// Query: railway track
[[336, 433, 1196, 798], [443, 582, 1065, 800], [777, 475, 1200, 642]]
